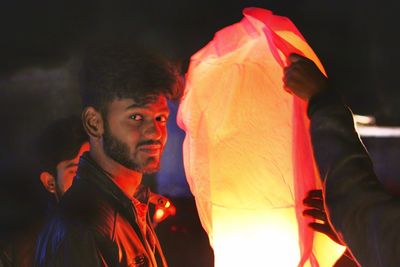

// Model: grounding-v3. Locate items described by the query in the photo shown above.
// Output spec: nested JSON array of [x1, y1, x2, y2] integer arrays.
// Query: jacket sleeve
[[308, 90, 400, 267], [34, 216, 107, 267]]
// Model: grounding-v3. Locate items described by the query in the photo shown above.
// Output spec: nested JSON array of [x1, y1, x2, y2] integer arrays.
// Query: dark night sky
[[1, 0, 400, 241], [2, 1, 400, 113]]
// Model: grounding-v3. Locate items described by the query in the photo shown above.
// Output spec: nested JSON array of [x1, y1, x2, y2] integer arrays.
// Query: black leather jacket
[[34, 153, 167, 267]]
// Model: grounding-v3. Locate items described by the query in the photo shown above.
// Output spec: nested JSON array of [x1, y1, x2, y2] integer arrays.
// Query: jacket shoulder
[[34, 179, 119, 267]]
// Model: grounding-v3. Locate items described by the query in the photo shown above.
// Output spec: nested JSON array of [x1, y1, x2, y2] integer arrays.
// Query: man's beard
[[103, 123, 161, 173]]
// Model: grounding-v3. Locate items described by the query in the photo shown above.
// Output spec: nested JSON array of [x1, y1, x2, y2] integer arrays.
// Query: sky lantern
[[177, 7, 345, 267]]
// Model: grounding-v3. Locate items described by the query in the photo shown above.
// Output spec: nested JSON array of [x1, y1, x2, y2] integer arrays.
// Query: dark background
[[1, 1, 400, 266]]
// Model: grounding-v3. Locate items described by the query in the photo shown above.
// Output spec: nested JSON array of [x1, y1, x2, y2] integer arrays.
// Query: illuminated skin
[[103, 96, 169, 174], [303, 189, 342, 244], [303, 189, 356, 264], [283, 53, 328, 100], [85, 95, 169, 197], [55, 142, 90, 196], [40, 142, 90, 201]]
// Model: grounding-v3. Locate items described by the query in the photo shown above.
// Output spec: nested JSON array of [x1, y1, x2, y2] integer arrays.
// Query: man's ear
[[82, 107, 104, 139], [40, 172, 56, 194]]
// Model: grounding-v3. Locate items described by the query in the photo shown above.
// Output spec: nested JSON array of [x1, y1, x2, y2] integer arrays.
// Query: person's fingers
[[282, 85, 293, 95], [307, 189, 323, 199], [308, 222, 331, 235], [288, 53, 307, 64], [283, 64, 297, 77], [282, 68, 294, 88], [284, 63, 307, 85], [283, 65, 290, 74], [303, 208, 327, 221], [283, 77, 300, 92], [283, 66, 303, 88], [303, 198, 324, 210]]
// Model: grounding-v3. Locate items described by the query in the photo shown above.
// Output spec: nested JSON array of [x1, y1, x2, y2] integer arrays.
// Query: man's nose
[[143, 120, 163, 140]]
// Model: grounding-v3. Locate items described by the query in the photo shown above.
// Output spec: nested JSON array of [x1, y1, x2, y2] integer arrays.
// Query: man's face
[[103, 95, 169, 173], [56, 142, 90, 196]]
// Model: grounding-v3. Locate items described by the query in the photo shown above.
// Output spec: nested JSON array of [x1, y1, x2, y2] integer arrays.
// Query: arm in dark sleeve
[[309, 90, 400, 267], [34, 217, 106, 267]]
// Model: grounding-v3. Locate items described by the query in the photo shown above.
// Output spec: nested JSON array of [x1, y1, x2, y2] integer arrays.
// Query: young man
[[284, 53, 400, 266], [34, 44, 182, 267], [0, 117, 89, 267], [37, 116, 89, 202]]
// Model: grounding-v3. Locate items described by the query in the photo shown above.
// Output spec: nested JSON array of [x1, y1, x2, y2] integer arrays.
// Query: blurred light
[[356, 125, 400, 137], [150, 193, 176, 226], [354, 114, 375, 125], [154, 209, 165, 221]]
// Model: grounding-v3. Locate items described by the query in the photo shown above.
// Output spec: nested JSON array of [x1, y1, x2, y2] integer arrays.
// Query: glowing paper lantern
[[177, 7, 344, 267]]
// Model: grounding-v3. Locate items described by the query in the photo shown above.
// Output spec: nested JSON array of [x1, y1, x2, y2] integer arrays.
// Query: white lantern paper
[[177, 8, 345, 266]]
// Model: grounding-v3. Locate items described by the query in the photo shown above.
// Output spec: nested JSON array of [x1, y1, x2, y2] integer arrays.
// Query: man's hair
[[36, 116, 88, 175], [80, 42, 183, 115]]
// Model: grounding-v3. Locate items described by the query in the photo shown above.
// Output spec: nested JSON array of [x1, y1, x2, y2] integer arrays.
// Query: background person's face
[[103, 96, 169, 173], [56, 142, 90, 196]]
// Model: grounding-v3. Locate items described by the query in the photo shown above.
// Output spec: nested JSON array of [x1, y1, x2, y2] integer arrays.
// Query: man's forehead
[[110, 95, 168, 110]]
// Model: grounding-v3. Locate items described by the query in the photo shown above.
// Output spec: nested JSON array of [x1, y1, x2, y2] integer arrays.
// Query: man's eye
[[130, 114, 143, 121], [156, 115, 168, 122]]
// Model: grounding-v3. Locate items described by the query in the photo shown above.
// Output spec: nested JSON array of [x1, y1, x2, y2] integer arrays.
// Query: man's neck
[[90, 148, 142, 197]]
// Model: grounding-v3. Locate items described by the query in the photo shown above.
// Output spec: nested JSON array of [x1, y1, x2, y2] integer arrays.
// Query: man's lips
[[138, 144, 162, 156]]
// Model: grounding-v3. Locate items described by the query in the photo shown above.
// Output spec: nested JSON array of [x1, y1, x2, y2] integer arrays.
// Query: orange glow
[[178, 7, 344, 266], [150, 194, 176, 225], [154, 209, 165, 221], [213, 208, 300, 266]]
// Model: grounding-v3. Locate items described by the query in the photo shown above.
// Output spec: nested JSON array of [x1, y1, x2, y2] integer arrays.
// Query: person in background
[[37, 116, 89, 202], [0, 116, 89, 267], [284, 53, 400, 267]]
